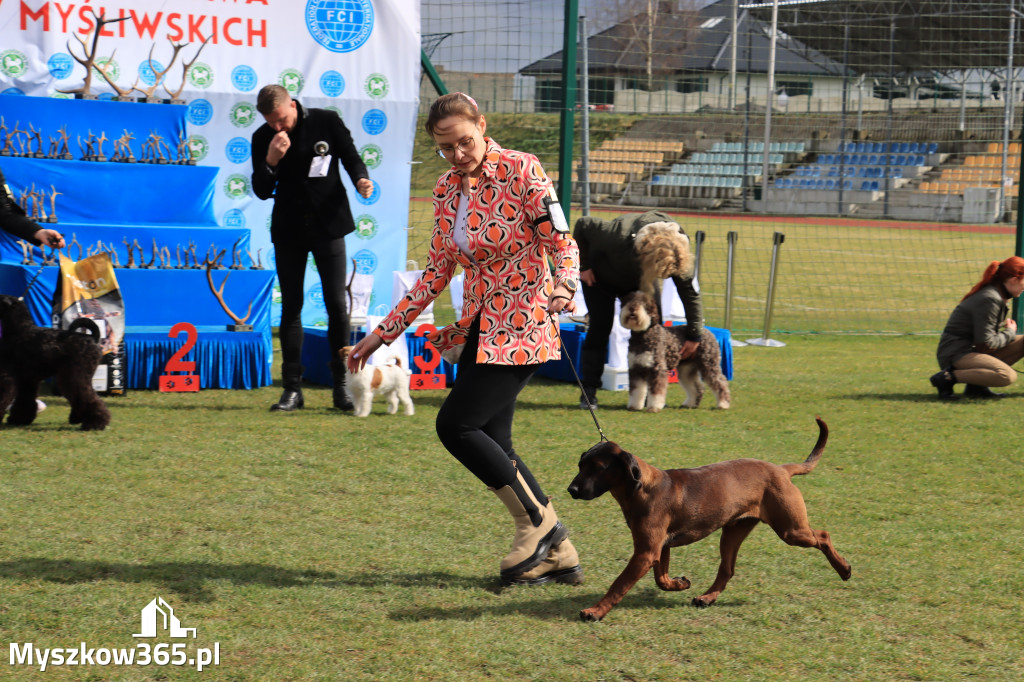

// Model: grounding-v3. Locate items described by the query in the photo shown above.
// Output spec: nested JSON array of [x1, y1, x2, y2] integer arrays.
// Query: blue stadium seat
[[928, 142, 938, 154]]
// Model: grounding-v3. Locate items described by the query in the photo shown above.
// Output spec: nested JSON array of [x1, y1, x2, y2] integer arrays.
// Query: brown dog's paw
[[691, 596, 716, 608], [675, 576, 691, 590], [579, 607, 604, 622]]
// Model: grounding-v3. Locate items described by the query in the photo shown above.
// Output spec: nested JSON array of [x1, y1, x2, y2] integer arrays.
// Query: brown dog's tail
[[782, 417, 828, 477]]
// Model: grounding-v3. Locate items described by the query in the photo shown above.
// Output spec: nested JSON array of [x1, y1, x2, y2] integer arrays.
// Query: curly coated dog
[[0, 294, 110, 430], [619, 291, 731, 411]]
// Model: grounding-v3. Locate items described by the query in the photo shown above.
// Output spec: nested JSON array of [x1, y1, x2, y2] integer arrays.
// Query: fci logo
[[278, 68, 305, 95], [305, 0, 374, 54], [224, 174, 251, 199], [365, 73, 388, 99], [354, 214, 378, 239], [188, 62, 214, 89], [187, 135, 209, 162], [229, 102, 257, 128], [359, 144, 382, 169], [91, 56, 119, 82], [1, 49, 28, 77]]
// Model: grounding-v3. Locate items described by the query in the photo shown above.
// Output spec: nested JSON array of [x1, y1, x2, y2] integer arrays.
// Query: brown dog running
[[567, 418, 851, 621]]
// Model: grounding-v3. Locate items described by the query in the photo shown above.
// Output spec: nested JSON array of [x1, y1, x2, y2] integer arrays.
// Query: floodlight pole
[[1016, 4, 1024, 325], [759, 0, 779, 204], [580, 15, 591, 216], [728, 0, 738, 109], [1001, 2, 1018, 221]]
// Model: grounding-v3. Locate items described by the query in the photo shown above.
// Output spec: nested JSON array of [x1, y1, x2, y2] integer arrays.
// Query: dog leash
[[18, 251, 55, 302], [548, 299, 608, 442]]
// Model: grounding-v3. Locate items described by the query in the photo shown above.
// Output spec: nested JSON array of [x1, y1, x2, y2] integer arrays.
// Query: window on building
[[777, 80, 812, 97], [675, 76, 708, 94]]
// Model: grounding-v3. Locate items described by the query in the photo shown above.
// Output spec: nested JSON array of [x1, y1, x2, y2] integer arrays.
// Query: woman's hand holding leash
[[548, 284, 576, 315]]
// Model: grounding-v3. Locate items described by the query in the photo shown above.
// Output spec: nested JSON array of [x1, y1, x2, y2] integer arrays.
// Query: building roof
[[741, 0, 1024, 75], [519, 0, 850, 78]]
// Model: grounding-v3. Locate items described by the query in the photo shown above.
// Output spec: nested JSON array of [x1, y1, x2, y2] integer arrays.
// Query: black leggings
[[435, 318, 547, 500], [274, 236, 349, 365]]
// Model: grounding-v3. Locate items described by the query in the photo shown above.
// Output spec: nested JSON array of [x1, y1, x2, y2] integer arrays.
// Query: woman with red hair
[[932, 256, 1024, 399]]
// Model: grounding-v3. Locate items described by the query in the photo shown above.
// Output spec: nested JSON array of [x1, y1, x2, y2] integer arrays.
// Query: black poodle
[[0, 294, 110, 430]]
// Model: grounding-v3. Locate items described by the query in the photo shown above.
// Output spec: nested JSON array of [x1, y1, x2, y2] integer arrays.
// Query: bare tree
[[592, 0, 701, 112]]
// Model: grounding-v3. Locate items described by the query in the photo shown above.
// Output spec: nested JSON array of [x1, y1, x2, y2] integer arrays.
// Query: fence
[[417, 0, 1024, 334]]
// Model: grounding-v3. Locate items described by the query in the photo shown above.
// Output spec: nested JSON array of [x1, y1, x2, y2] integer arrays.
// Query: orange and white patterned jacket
[[374, 138, 579, 365]]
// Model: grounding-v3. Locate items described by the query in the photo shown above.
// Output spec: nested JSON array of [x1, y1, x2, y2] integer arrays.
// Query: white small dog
[[337, 347, 415, 418]]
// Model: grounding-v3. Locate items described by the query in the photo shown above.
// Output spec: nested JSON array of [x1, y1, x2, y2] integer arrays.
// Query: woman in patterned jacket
[[347, 93, 582, 586]]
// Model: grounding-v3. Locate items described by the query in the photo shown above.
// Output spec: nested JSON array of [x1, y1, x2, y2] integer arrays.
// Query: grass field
[[3, 334, 1024, 680]]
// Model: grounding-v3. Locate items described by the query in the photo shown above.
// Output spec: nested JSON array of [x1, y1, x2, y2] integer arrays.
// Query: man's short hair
[[256, 85, 291, 115]]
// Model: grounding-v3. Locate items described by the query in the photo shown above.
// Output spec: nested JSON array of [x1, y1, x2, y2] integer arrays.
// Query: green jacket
[[573, 211, 704, 341], [936, 283, 1015, 368]]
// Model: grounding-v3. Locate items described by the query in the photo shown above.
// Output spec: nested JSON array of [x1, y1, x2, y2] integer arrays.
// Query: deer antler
[[206, 256, 253, 325], [95, 47, 140, 98], [138, 41, 186, 98], [164, 36, 211, 99], [56, 9, 131, 96]]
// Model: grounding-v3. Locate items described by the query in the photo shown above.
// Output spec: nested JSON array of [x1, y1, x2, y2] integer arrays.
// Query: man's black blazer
[[251, 101, 369, 244]]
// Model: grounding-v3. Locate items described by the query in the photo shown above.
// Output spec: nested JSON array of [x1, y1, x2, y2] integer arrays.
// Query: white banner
[[0, 0, 420, 327]]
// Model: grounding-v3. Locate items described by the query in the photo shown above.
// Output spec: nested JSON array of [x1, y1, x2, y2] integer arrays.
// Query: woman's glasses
[[435, 135, 476, 160]]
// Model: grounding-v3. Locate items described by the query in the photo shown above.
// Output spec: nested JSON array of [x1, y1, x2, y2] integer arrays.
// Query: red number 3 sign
[[159, 322, 201, 392]]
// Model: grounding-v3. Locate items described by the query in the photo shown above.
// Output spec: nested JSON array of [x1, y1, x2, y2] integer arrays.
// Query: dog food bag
[[52, 253, 127, 395]]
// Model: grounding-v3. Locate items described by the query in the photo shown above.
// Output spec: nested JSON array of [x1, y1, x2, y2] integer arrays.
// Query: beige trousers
[[953, 335, 1024, 387]]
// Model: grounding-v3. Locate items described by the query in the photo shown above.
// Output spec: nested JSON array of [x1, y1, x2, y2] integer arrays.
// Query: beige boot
[[503, 537, 583, 586], [492, 472, 567, 580]]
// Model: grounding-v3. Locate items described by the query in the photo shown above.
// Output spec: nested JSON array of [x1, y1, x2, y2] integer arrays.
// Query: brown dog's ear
[[607, 442, 642, 483]]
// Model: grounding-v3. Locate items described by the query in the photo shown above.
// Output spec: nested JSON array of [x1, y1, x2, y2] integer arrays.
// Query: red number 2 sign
[[159, 322, 201, 392]]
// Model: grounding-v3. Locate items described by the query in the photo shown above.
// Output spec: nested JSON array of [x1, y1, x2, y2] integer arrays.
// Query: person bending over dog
[[572, 211, 703, 409], [347, 93, 583, 587], [931, 256, 1024, 400], [251, 85, 374, 413], [1, 165, 65, 249]]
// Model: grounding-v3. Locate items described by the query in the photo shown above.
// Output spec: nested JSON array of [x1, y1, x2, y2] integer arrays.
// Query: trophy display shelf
[[0, 95, 274, 390]]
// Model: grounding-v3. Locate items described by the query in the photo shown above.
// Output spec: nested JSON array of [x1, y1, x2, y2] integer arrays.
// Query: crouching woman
[[931, 256, 1024, 399]]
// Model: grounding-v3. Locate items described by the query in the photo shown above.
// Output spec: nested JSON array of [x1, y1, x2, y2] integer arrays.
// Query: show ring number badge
[[411, 325, 445, 390], [159, 322, 201, 392]]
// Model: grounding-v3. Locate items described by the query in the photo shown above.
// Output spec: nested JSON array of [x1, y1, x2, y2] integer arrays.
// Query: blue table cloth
[[299, 323, 733, 388], [125, 326, 271, 390]]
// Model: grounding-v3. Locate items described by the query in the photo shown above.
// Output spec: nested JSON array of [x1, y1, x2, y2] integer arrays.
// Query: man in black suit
[[251, 85, 373, 412]]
